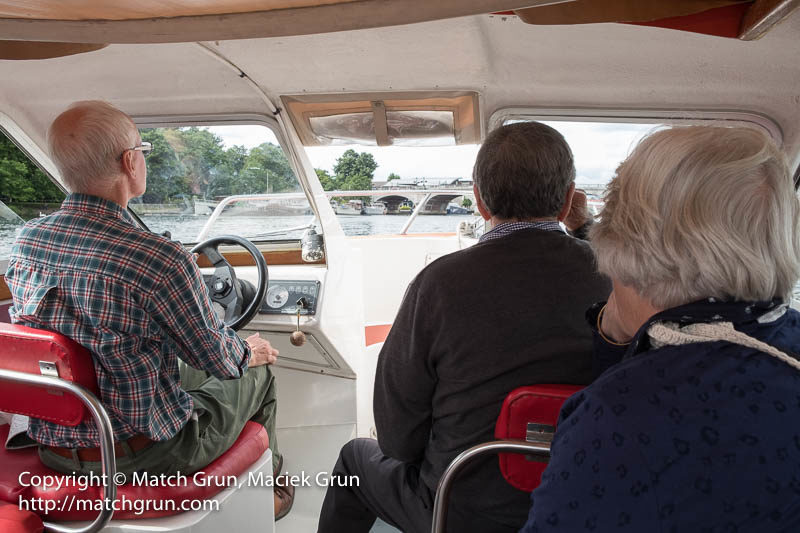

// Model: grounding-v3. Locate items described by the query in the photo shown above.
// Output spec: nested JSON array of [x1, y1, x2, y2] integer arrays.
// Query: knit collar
[[621, 298, 787, 358]]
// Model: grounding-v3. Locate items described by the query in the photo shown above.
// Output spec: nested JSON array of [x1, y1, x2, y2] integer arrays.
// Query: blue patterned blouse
[[520, 299, 800, 532]]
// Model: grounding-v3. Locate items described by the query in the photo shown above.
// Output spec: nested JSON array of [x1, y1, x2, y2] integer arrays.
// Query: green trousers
[[39, 361, 280, 476]]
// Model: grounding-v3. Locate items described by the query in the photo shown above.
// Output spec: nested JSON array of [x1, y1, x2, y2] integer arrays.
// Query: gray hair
[[591, 126, 800, 308], [47, 100, 138, 192], [473, 121, 575, 219]]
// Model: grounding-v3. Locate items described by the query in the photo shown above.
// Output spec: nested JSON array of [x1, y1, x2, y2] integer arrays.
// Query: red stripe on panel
[[365, 324, 392, 346]]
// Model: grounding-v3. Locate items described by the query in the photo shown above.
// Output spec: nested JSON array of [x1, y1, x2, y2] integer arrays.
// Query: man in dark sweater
[[317, 122, 611, 533]]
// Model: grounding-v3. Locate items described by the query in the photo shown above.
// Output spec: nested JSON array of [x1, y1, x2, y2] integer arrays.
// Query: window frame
[[489, 106, 791, 194], [0, 115, 68, 269], [131, 113, 316, 246], [488, 107, 783, 146], [0, 114, 63, 192]]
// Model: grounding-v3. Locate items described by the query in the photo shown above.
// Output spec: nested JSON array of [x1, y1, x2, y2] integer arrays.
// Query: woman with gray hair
[[520, 126, 800, 532]]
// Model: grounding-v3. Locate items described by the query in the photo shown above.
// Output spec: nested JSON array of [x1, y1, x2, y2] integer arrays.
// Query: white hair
[[47, 100, 138, 192], [591, 126, 800, 308]]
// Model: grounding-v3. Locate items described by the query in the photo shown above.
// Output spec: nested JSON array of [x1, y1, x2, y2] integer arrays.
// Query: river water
[[0, 213, 479, 258], [5, 214, 800, 301]]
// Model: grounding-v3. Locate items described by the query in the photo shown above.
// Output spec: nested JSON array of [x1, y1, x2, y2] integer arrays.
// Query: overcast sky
[[210, 121, 659, 186]]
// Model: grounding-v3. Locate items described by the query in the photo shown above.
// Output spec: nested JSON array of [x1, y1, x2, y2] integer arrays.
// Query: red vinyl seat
[[0, 500, 44, 533], [431, 384, 583, 533], [0, 322, 270, 523], [0, 422, 268, 520], [494, 384, 583, 492]]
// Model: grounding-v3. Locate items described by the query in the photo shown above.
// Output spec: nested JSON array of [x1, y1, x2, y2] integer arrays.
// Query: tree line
[[0, 133, 63, 204], [2, 128, 399, 207], [139, 127, 299, 204]]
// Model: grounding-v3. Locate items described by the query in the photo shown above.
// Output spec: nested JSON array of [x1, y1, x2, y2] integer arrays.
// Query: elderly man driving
[[5, 101, 294, 519]]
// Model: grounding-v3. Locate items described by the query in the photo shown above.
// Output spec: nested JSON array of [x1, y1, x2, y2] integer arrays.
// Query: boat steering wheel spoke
[[191, 235, 269, 330]]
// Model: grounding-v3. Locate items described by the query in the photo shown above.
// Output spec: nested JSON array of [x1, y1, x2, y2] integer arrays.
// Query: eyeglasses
[[119, 141, 152, 159]]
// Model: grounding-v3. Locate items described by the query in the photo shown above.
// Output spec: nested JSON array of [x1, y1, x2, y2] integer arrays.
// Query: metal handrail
[[400, 193, 432, 235], [195, 189, 476, 241], [0, 368, 118, 533], [431, 440, 551, 533]]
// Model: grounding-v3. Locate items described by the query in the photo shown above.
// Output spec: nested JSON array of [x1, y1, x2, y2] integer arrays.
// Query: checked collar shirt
[[479, 220, 565, 243], [6, 194, 250, 448]]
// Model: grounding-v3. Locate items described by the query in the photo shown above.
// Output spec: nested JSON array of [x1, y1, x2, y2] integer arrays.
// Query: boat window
[[306, 120, 661, 236], [517, 120, 663, 214], [307, 144, 481, 236], [0, 129, 65, 258], [128, 124, 313, 245]]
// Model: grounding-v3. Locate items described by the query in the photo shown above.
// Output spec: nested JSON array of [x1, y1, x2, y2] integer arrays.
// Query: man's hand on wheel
[[246, 333, 279, 366]]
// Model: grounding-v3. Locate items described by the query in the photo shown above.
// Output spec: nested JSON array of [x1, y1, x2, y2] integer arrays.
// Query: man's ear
[[120, 149, 137, 180], [557, 182, 576, 222], [474, 184, 491, 221]]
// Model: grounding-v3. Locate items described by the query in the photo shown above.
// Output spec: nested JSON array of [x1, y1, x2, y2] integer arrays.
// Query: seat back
[[0, 323, 98, 426], [0, 501, 44, 533], [494, 384, 583, 492]]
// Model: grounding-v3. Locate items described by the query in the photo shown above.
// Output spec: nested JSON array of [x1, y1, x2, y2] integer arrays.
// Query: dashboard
[[259, 280, 320, 315]]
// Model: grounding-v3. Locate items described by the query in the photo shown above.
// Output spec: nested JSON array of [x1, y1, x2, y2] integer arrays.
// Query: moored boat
[[397, 201, 413, 214], [446, 203, 473, 215], [363, 202, 387, 215], [331, 199, 363, 215]]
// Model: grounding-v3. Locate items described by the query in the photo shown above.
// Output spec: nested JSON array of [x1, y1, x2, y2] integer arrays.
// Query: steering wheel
[[190, 235, 268, 331]]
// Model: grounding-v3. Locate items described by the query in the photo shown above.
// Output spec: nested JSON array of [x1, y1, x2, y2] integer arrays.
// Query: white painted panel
[[271, 366, 356, 429], [275, 424, 357, 533], [349, 235, 462, 326]]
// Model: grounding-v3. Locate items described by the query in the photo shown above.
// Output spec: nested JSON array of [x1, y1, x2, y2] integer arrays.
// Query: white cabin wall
[[1, 14, 799, 168], [476, 15, 800, 169]]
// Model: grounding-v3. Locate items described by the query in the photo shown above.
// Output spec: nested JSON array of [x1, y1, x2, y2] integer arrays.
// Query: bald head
[[47, 101, 138, 193]]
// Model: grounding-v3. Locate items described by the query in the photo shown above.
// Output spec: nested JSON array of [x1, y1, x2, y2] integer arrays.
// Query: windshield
[[0, 129, 65, 258], [307, 144, 480, 235], [128, 124, 314, 244], [305, 121, 660, 236]]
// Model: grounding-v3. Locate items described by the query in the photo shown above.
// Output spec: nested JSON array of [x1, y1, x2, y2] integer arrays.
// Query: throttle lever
[[290, 298, 308, 346]]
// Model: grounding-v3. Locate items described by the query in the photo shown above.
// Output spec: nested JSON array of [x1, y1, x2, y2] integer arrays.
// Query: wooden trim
[[0, 252, 322, 300], [372, 101, 390, 147], [0, 275, 11, 301], [0, 0, 542, 44], [196, 248, 325, 268], [739, 0, 800, 40], [0, 41, 107, 60], [282, 91, 481, 146], [632, 3, 751, 38]]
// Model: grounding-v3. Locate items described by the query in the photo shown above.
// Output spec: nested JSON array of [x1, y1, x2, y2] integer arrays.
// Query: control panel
[[259, 280, 320, 315]]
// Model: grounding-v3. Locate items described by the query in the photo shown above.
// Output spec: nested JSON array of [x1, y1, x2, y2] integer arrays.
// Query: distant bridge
[[325, 183, 605, 214], [325, 188, 475, 215]]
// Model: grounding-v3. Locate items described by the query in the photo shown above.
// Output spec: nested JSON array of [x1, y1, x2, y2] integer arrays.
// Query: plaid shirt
[[6, 194, 250, 448], [479, 220, 565, 243]]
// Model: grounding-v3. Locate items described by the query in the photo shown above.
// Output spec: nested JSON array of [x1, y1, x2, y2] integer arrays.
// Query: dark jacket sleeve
[[373, 274, 437, 463], [569, 219, 593, 241]]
